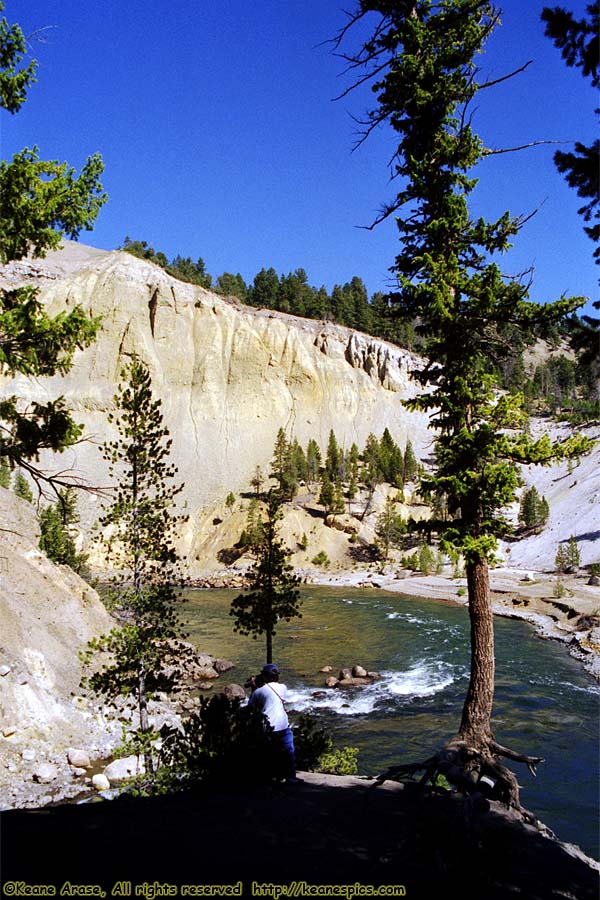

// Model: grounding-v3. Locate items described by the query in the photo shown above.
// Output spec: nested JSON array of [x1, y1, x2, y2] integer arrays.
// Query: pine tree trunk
[[266, 629, 273, 665], [138, 667, 154, 775], [457, 555, 495, 748]]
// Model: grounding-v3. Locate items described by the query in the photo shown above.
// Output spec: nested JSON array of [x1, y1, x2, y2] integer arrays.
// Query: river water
[[183, 586, 599, 859]]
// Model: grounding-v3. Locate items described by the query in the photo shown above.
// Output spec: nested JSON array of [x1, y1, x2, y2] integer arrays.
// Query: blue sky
[[1, 1, 597, 316]]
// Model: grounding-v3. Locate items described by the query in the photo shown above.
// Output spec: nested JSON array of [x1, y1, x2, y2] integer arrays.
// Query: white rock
[[21, 749, 36, 762], [67, 748, 91, 768], [2, 725, 17, 737], [92, 773, 111, 791], [103, 755, 145, 781], [352, 665, 368, 678], [0, 664, 11, 676], [33, 763, 58, 783]]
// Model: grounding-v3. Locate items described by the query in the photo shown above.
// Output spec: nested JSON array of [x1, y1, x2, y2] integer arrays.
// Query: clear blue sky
[[1, 1, 597, 316]]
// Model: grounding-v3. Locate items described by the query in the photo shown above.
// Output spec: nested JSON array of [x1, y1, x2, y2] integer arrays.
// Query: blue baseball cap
[[262, 664, 279, 676]]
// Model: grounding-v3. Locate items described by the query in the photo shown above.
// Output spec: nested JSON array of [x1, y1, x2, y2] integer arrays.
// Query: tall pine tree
[[82, 357, 185, 774], [338, 0, 592, 804]]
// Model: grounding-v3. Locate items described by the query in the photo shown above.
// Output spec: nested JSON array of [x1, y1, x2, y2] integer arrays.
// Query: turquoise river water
[[183, 586, 599, 859]]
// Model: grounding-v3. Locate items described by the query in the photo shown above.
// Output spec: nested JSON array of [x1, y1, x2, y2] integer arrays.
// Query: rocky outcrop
[[323, 664, 381, 688], [0, 487, 115, 747]]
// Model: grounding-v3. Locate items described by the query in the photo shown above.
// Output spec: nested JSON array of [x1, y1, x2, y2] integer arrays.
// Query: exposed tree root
[[372, 737, 545, 819]]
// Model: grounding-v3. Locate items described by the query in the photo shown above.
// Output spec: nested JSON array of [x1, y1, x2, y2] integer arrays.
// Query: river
[[183, 585, 600, 859]]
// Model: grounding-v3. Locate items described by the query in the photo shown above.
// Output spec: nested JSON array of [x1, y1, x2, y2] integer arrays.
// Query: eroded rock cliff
[[0, 242, 431, 569]]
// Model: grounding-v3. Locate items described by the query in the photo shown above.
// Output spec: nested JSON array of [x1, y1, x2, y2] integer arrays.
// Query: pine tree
[[318, 471, 335, 514], [542, 3, 599, 262], [375, 496, 406, 560], [362, 433, 383, 488], [306, 438, 322, 484], [271, 428, 297, 500], [291, 438, 309, 483], [380, 428, 404, 487], [347, 443, 360, 501], [215, 272, 247, 301], [81, 357, 185, 774], [403, 440, 418, 483], [337, 0, 593, 802], [518, 486, 550, 531], [332, 478, 346, 518], [0, 457, 10, 488], [13, 472, 32, 502], [230, 490, 301, 664], [325, 430, 341, 480], [241, 497, 265, 555], [248, 267, 280, 308], [555, 535, 581, 573], [0, 4, 106, 487], [39, 488, 88, 574], [250, 465, 264, 497]]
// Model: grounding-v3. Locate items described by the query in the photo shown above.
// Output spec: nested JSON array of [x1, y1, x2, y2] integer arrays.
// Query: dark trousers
[[272, 726, 296, 780]]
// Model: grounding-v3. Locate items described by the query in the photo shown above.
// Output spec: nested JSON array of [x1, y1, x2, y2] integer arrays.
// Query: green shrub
[[293, 714, 333, 770], [553, 579, 566, 599], [125, 694, 274, 796], [293, 713, 358, 775], [418, 542, 435, 575], [317, 746, 359, 776], [311, 550, 331, 568]]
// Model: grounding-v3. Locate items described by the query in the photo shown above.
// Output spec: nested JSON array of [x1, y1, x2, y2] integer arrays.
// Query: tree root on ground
[[372, 738, 545, 824]]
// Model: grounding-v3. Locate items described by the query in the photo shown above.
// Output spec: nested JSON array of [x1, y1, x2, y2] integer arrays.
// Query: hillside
[[0, 487, 121, 806]]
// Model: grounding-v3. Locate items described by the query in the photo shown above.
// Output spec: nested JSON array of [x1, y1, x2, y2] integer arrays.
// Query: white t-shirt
[[249, 682, 289, 731]]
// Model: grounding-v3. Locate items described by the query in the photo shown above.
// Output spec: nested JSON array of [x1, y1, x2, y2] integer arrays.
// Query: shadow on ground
[[1, 773, 598, 900]]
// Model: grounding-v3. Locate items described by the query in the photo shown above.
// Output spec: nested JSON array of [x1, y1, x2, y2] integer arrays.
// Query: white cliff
[[0, 242, 432, 564]]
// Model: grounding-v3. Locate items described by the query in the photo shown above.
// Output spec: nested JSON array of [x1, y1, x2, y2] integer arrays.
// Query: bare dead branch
[[479, 60, 534, 90], [483, 140, 569, 156], [25, 25, 58, 49], [325, 7, 371, 52], [332, 58, 391, 102], [15, 456, 112, 501]]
